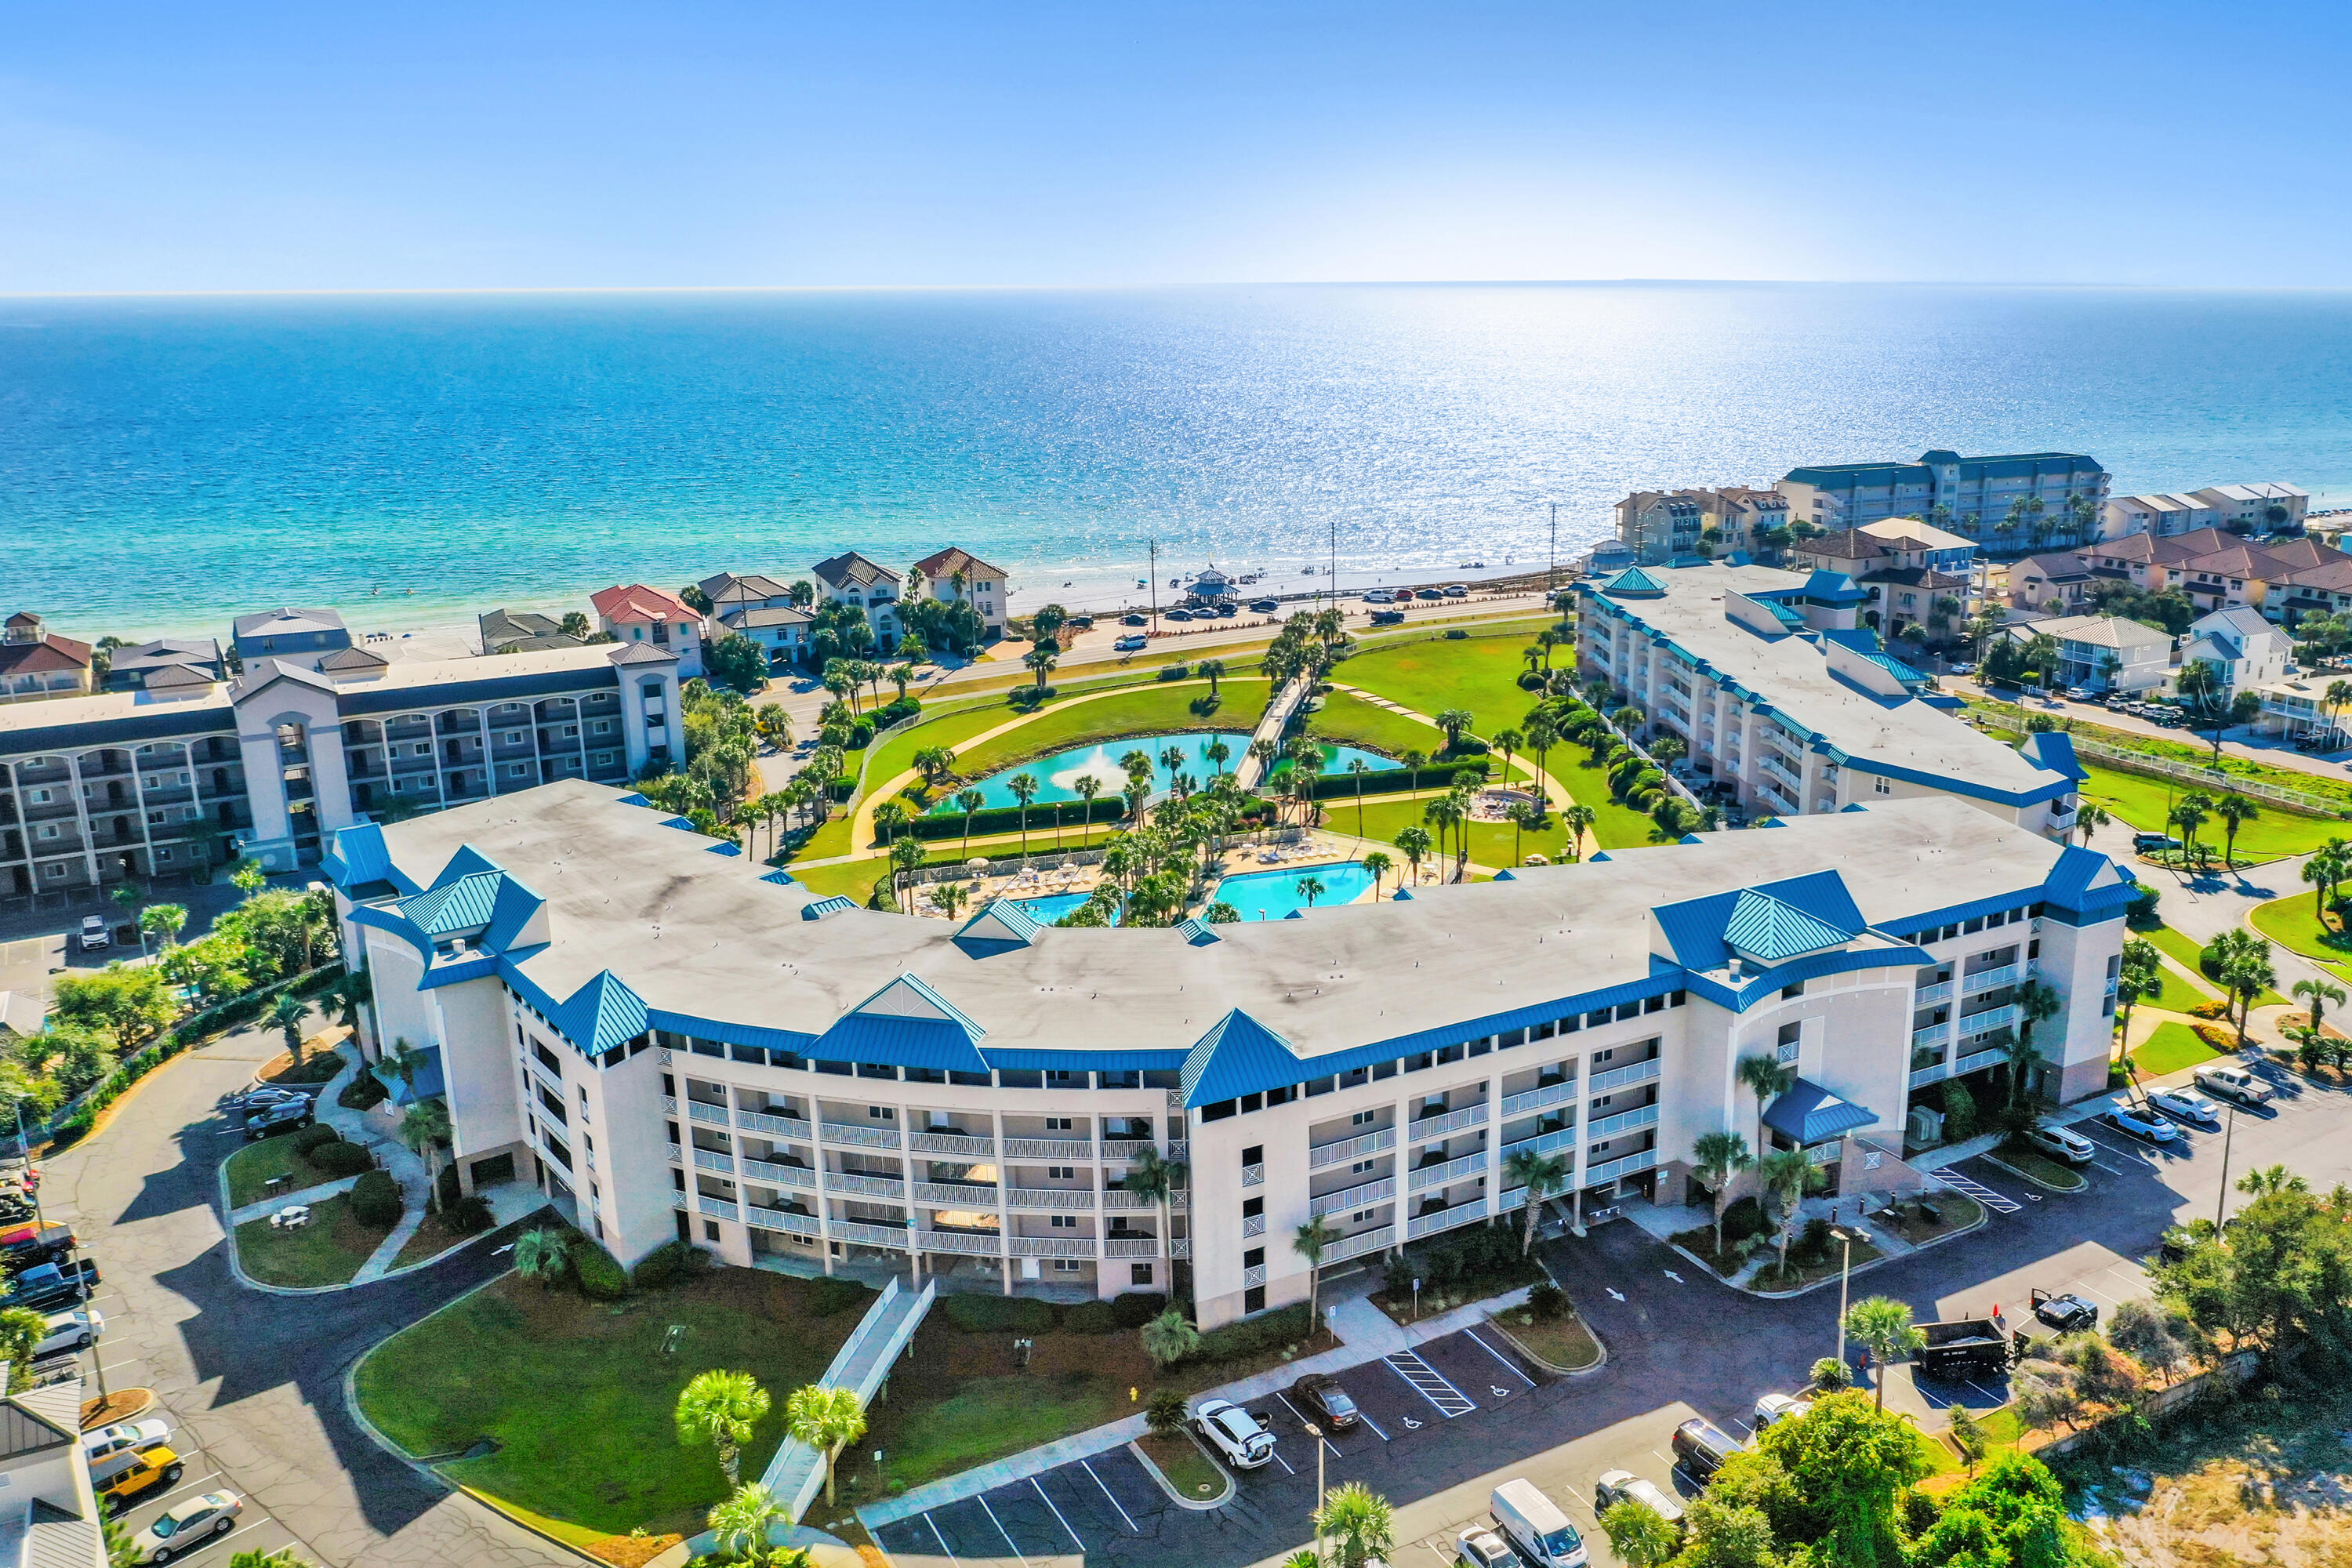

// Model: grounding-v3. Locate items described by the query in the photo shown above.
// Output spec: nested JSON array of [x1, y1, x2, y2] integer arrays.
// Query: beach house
[[591, 585, 706, 679], [0, 613, 95, 704], [906, 548, 1008, 639], [811, 553, 903, 644]]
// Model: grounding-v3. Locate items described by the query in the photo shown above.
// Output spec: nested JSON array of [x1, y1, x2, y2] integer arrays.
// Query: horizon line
[[8, 278, 2352, 300]]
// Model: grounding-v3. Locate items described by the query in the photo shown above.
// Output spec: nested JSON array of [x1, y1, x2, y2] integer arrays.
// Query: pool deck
[[907, 828, 1387, 921]]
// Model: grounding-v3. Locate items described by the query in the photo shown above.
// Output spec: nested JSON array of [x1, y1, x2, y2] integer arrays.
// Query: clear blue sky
[[6, 0, 2348, 292]]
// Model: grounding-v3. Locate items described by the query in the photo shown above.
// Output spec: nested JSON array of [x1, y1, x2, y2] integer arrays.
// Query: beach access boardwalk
[[763, 1276, 938, 1519], [1232, 674, 1313, 791]]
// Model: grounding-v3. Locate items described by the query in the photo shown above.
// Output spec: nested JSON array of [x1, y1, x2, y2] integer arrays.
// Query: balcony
[[1406, 1196, 1490, 1240], [1104, 1237, 1160, 1258], [1101, 1189, 1153, 1210], [1308, 1127, 1397, 1169], [1100, 1139, 1157, 1163], [922, 1229, 1004, 1258], [1908, 1062, 1951, 1090], [822, 1121, 905, 1150], [1911, 1023, 1951, 1050], [743, 1206, 820, 1238], [1241, 1163, 1266, 1186], [1243, 1214, 1266, 1237], [742, 1157, 815, 1189], [1586, 1103, 1660, 1141], [1953, 1044, 2011, 1076], [740, 1109, 814, 1141], [1958, 1004, 2020, 1037], [686, 1101, 729, 1127], [914, 1180, 997, 1205], [1586, 1148, 1659, 1185], [1409, 1102, 1490, 1142], [834, 1220, 909, 1252], [697, 1196, 740, 1221], [1501, 1127, 1576, 1160], [1242, 1262, 1267, 1287], [1501, 1080, 1577, 1118], [1005, 1137, 1093, 1160], [828, 1172, 907, 1200], [909, 1130, 993, 1156], [1309, 1176, 1396, 1218], [1004, 1187, 1095, 1210], [1408, 1149, 1490, 1192], [1589, 1058, 1663, 1094], [1964, 964, 2021, 993], [1009, 1235, 1097, 1259], [1914, 980, 1953, 1007], [1324, 1225, 1396, 1263], [691, 1149, 735, 1174]]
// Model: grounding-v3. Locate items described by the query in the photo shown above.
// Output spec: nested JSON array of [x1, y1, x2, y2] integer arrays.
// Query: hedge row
[[48, 962, 347, 1149], [1305, 759, 1490, 800], [909, 796, 1131, 840]]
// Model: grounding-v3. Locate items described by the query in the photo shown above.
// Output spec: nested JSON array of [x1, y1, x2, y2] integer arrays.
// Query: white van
[[1492, 1479, 1588, 1568]]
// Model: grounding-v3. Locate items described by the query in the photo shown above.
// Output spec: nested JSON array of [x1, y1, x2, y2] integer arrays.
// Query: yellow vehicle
[[96, 1445, 183, 1510]]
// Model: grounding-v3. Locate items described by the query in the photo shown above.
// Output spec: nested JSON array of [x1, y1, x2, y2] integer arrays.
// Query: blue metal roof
[[1761, 1078, 1877, 1145], [1181, 1011, 1305, 1107], [1601, 568, 1668, 598], [397, 872, 506, 935], [811, 1014, 990, 1073], [1801, 570, 1871, 607], [802, 897, 857, 921], [567, 971, 650, 1054], [482, 877, 546, 951], [760, 868, 798, 886], [1724, 890, 1853, 962], [1171, 916, 1221, 945], [959, 901, 1043, 946], [325, 822, 394, 889], [2017, 731, 2089, 783]]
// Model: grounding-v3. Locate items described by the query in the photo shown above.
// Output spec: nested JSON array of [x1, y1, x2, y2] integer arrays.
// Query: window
[[705, 1220, 720, 1242], [1777, 1022, 1801, 1063], [1131, 1264, 1154, 1286], [867, 1105, 895, 1121], [1243, 1247, 1265, 1268], [1054, 1259, 1082, 1273], [1875, 776, 1893, 796], [414, 744, 431, 757], [1351, 1109, 1377, 1127], [1051, 1214, 1077, 1229], [1242, 1145, 1263, 1165], [1781, 981, 1804, 1000], [1047, 1165, 1075, 1180], [1045, 1116, 1073, 1131], [508, 764, 529, 777], [1242, 1197, 1263, 1218], [1351, 1159, 1376, 1176], [1244, 1284, 1267, 1312], [36, 824, 58, 840], [42, 864, 64, 880]]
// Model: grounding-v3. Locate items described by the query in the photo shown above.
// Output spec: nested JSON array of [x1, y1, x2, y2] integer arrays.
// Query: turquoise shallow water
[[931, 731, 1399, 811], [7, 285, 2352, 637], [1213, 862, 1377, 920]]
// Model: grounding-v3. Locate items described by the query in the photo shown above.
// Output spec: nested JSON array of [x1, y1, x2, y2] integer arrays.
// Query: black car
[[1671, 1417, 1743, 1482], [243, 1100, 314, 1141], [0, 1259, 99, 1314], [1292, 1373, 1359, 1431], [1122, 613, 1147, 627], [1250, 599, 1280, 613], [2031, 1287, 2098, 1333]]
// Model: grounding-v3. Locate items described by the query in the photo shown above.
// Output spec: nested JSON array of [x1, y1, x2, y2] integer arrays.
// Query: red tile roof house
[[0, 612, 94, 704], [591, 585, 706, 679]]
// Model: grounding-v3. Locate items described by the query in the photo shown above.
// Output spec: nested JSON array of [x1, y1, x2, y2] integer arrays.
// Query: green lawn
[[2077, 760, 2350, 862], [2135, 958, 2217, 1013], [2142, 924, 2289, 1007], [224, 1137, 350, 1210], [1308, 689, 1446, 760], [952, 679, 1272, 779], [1338, 628, 1559, 737], [355, 1269, 869, 1537], [234, 1195, 388, 1287], [1138, 1432, 1225, 1501], [2134, 1021, 2227, 1076], [2250, 890, 2352, 967]]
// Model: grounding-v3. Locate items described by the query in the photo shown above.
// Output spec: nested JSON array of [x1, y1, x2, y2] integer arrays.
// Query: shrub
[[871, 697, 922, 728], [337, 1072, 387, 1112], [436, 1163, 462, 1211], [350, 1169, 401, 1227], [1794, 1217, 1833, 1266], [2194, 1022, 2238, 1051], [945, 1294, 1055, 1334], [2127, 882, 2162, 928], [848, 720, 874, 750], [1720, 1195, 1769, 1242], [309, 1139, 374, 1178], [807, 1276, 873, 1316], [290, 1123, 341, 1156], [1526, 1282, 1569, 1322], [1518, 671, 1547, 690], [443, 1193, 495, 1236], [1061, 1301, 1120, 1334], [1445, 628, 1468, 640], [1112, 1291, 1168, 1329], [630, 1239, 706, 1290], [2187, 998, 2230, 1020], [572, 1239, 630, 1300], [1810, 1356, 1852, 1390], [1156, 663, 1192, 681], [1939, 1079, 1979, 1142], [1145, 1387, 1188, 1438], [1189, 1302, 1314, 1364], [1383, 1253, 1414, 1300]]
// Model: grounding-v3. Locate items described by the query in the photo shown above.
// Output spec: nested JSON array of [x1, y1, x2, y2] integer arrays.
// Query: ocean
[[5, 284, 2352, 641]]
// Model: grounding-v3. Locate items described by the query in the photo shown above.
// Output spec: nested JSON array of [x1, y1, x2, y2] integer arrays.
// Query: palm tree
[[267, 993, 309, 1069], [1433, 709, 1474, 753], [1734, 1054, 1798, 1164], [1123, 1145, 1189, 1290], [1142, 1308, 1201, 1367], [1314, 1482, 1396, 1568], [514, 1226, 570, 1288], [1198, 659, 1225, 699], [1562, 803, 1594, 862], [1294, 875, 1327, 909], [1526, 717, 1560, 802], [2074, 802, 2111, 848], [2169, 793, 2211, 867], [2215, 793, 2261, 870], [1396, 825, 1432, 885], [2294, 977, 2347, 1037], [2115, 938, 2163, 1052], [677, 1370, 772, 1486], [1505, 800, 1539, 866], [927, 882, 970, 920], [1490, 726, 1524, 782], [872, 800, 907, 849], [1007, 773, 1040, 855], [782, 1383, 866, 1506], [1599, 1500, 1681, 1568], [1690, 1131, 1753, 1257], [1501, 1149, 1570, 1254], [2007, 978, 2064, 1105], [2305, 840, 2352, 931], [1756, 1148, 1821, 1274], [1293, 1214, 1337, 1330], [2218, 938, 2278, 1050], [1424, 794, 1465, 878], [1842, 1297, 1926, 1408], [890, 838, 927, 911], [139, 902, 188, 951], [1362, 850, 1393, 898], [1022, 645, 1058, 690], [1344, 757, 1374, 834], [2238, 1163, 2309, 1199], [708, 1482, 787, 1567], [1205, 739, 1232, 778], [955, 789, 985, 858], [400, 1099, 452, 1214]]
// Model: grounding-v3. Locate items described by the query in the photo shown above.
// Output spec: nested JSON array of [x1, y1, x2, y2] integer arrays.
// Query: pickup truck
[[1, 1258, 100, 1314], [0, 1224, 75, 1271], [1916, 1315, 2009, 1377]]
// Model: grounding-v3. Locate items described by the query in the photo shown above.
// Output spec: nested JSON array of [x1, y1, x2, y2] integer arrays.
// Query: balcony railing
[[1914, 980, 1954, 1007], [1958, 1004, 2020, 1037], [828, 1172, 907, 1200], [1954, 1044, 2011, 1076], [1104, 1237, 1160, 1258], [686, 1101, 730, 1127], [1005, 1138, 1093, 1160], [1409, 1103, 1490, 1142], [742, 1157, 814, 1189], [1964, 964, 2021, 993], [1408, 1150, 1490, 1192], [1324, 1225, 1395, 1263], [1100, 1139, 1157, 1163], [1010, 1235, 1097, 1259], [822, 1122, 904, 1150], [1586, 1148, 1659, 1186], [697, 1196, 740, 1221], [691, 1149, 735, 1174], [920, 1229, 1003, 1258], [1501, 1080, 1577, 1118], [1908, 1062, 1951, 1090], [914, 1181, 996, 1205], [1589, 1058, 1663, 1094], [743, 1207, 820, 1238], [910, 1130, 994, 1156], [1004, 1187, 1094, 1210], [1102, 1189, 1153, 1210], [1911, 1023, 1951, 1049], [739, 1109, 813, 1141], [661, 1095, 679, 1116], [834, 1220, 910, 1251], [1501, 1127, 1576, 1160], [1242, 1262, 1268, 1287], [1309, 1176, 1396, 1218], [1586, 1103, 1660, 1141], [1242, 1214, 1266, 1236], [1407, 1196, 1490, 1240], [1309, 1127, 1397, 1169]]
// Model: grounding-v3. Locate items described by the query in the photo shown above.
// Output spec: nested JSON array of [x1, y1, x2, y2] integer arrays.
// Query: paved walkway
[[856, 1284, 1533, 1529], [227, 1174, 362, 1225]]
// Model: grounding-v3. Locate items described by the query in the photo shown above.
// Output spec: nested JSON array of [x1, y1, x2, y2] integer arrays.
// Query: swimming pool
[[1014, 892, 1120, 927], [1210, 862, 1377, 921], [935, 731, 1403, 813]]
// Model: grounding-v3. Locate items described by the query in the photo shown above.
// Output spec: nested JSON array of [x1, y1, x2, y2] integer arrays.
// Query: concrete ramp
[[763, 1276, 938, 1520]]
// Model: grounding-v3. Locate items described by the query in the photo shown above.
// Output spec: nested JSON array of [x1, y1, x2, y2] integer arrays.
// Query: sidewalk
[[856, 1284, 1533, 1529]]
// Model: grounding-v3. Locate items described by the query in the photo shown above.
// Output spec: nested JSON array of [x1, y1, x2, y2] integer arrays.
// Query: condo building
[[326, 782, 2127, 1329], [1778, 450, 2111, 546], [0, 640, 683, 898], [1576, 564, 2082, 837]]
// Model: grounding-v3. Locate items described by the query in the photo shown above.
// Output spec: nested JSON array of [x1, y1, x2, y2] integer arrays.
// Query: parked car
[[132, 1490, 241, 1563], [34, 1308, 101, 1359], [1190, 1398, 1275, 1469], [0, 1223, 75, 1270], [84, 1418, 171, 1468], [1292, 1373, 1359, 1431], [1458, 1523, 1518, 1568], [1370, 609, 1406, 626], [1670, 1417, 1743, 1483], [2019, 1123, 2095, 1165], [96, 1446, 184, 1512], [1121, 613, 1146, 626], [1363, 590, 1395, 604], [78, 916, 109, 952], [1445, 584, 1469, 597], [1491, 1479, 1588, 1568], [1417, 588, 1446, 601], [1594, 1469, 1685, 1527], [243, 1099, 314, 1141], [1112, 635, 1147, 652], [2031, 1287, 2099, 1333], [1165, 608, 1192, 622], [222, 1085, 307, 1115], [2149, 1088, 2221, 1127], [2132, 833, 2183, 853], [0, 1258, 99, 1314], [2106, 1106, 2183, 1145], [1217, 603, 1239, 616], [1250, 598, 1281, 613], [1752, 1392, 1812, 1429], [2195, 1063, 2275, 1107]]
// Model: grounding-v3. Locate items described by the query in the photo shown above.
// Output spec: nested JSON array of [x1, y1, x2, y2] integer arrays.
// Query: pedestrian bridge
[[761, 1275, 938, 1519]]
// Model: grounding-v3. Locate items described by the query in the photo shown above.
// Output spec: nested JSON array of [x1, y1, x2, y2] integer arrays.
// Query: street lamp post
[[2216, 1102, 2238, 1229], [1303, 1420, 1326, 1564], [1831, 1225, 1871, 1370]]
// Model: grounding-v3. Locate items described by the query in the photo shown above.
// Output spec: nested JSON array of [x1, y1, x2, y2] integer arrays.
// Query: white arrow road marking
[[1606, 1287, 1626, 1301], [1663, 1269, 1683, 1283]]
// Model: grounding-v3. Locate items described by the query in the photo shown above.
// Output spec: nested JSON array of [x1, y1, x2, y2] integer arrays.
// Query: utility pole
[[1329, 517, 1338, 618], [2216, 1103, 2238, 1229], [1148, 540, 1159, 635], [1549, 503, 1558, 603]]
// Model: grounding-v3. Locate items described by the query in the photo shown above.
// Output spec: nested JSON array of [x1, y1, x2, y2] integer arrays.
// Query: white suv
[[1191, 1398, 1276, 1469], [78, 916, 109, 952]]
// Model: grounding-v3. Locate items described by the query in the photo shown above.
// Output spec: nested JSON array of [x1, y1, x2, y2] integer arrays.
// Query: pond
[[935, 732, 1401, 812], [1210, 862, 1377, 921]]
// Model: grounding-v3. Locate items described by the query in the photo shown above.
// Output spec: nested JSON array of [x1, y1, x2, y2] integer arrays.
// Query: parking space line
[[923, 1512, 960, 1566], [2073, 1282, 2122, 1306], [1356, 1407, 1391, 1442], [1962, 1378, 2004, 1406], [976, 1495, 1029, 1568], [1032, 1477, 1084, 1552], [140, 1471, 227, 1512], [1460, 1327, 1534, 1387], [1082, 1461, 1138, 1533], [1276, 1391, 1312, 1427], [1268, 1445, 1297, 1476]]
